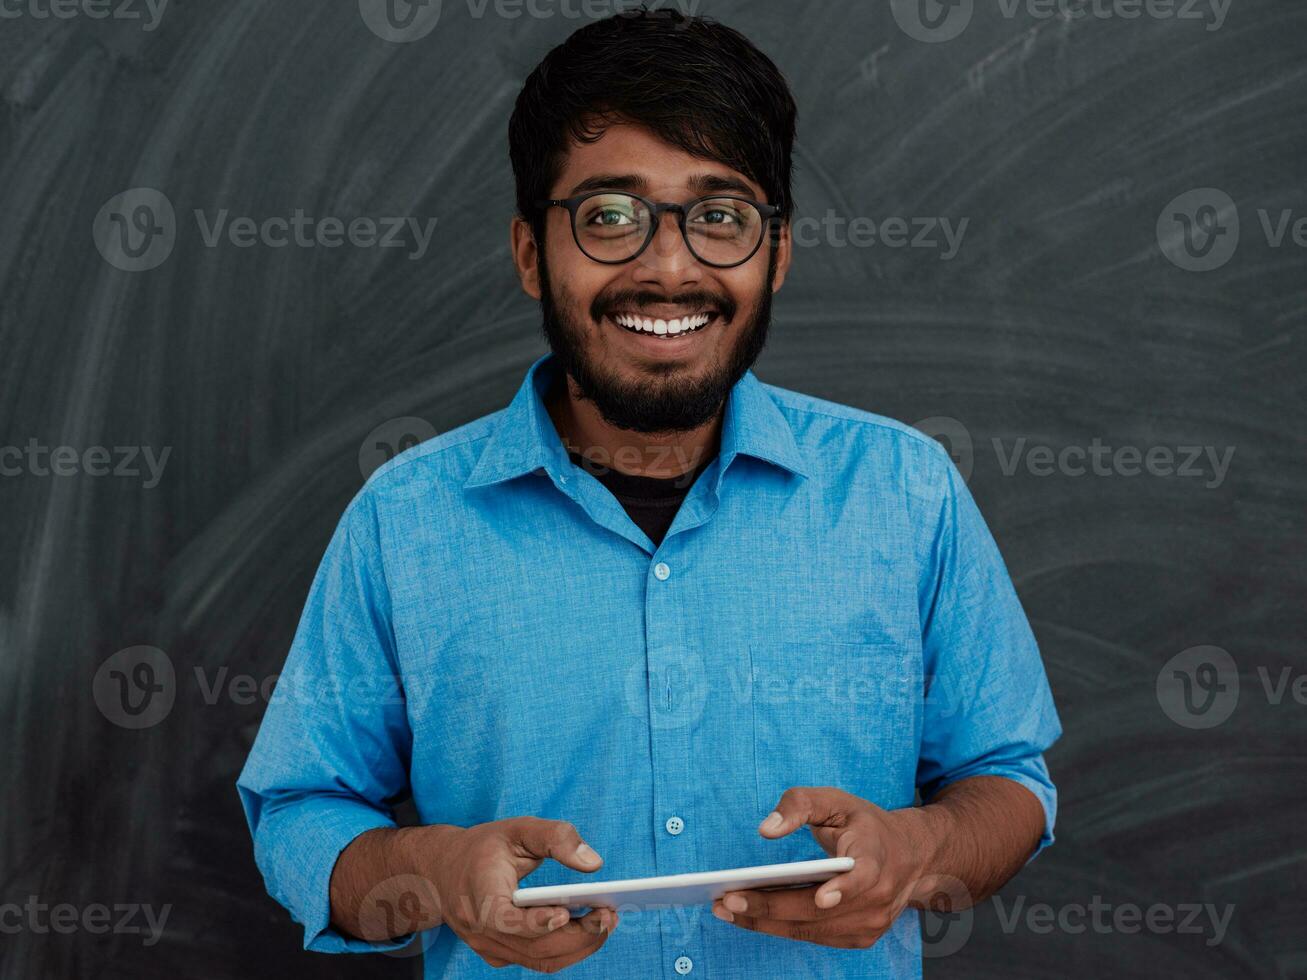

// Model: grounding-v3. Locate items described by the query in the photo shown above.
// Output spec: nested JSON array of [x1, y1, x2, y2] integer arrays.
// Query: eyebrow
[[566, 172, 762, 199]]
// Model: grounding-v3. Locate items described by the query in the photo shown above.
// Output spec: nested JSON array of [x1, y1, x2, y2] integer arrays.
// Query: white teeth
[[611, 312, 713, 336]]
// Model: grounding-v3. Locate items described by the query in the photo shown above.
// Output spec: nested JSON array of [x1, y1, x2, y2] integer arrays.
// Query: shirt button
[[674, 955, 693, 975], [653, 562, 671, 581], [665, 815, 684, 836]]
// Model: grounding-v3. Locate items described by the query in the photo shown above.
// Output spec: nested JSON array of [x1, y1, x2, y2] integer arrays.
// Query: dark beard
[[537, 245, 777, 434]]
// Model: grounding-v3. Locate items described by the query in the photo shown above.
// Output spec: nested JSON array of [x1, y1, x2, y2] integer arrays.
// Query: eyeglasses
[[535, 190, 780, 269]]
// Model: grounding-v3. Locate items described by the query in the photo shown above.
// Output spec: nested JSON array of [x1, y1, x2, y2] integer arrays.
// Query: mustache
[[591, 289, 737, 323]]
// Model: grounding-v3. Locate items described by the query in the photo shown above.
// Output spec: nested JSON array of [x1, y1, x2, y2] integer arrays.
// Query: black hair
[[508, 7, 798, 244]]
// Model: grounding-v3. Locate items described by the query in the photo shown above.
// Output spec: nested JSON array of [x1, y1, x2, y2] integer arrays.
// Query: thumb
[[759, 786, 856, 839], [511, 817, 604, 873]]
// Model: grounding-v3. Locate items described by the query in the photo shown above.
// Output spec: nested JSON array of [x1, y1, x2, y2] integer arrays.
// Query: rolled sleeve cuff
[[255, 795, 414, 953]]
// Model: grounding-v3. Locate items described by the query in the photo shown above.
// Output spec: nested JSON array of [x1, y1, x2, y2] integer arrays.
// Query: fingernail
[[575, 843, 601, 865], [819, 890, 842, 909], [712, 905, 735, 923], [761, 811, 783, 831], [548, 911, 568, 930], [724, 894, 747, 913]]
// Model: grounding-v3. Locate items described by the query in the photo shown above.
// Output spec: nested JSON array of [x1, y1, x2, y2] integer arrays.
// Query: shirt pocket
[[749, 639, 921, 857]]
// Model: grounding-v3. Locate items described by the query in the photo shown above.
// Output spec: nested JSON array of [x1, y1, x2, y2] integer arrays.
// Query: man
[[237, 9, 1062, 978]]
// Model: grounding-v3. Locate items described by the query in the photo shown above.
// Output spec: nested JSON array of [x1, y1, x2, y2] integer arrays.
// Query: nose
[[631, 209, 703, 287]]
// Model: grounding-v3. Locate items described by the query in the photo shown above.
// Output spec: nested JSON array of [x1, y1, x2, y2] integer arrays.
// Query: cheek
[[719, 266, 770, 314], [548, 261, 608, 321]]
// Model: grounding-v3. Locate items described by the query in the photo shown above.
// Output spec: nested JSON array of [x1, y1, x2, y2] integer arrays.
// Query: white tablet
[[512, 857, 854, 910]]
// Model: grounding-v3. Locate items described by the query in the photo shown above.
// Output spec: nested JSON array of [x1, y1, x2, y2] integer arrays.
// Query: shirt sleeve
[[914, 450, 1063, 862], [235, 493, 416, 952]]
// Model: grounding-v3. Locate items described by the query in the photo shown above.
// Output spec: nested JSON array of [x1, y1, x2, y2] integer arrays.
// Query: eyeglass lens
[[573, 193, 764, 266]]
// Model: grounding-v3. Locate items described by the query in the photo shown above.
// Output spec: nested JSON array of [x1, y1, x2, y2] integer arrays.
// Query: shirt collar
[[464, 352, 809, 490]]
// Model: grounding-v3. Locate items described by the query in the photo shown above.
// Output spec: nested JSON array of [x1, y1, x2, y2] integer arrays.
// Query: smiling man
[[237, 9, 1062, 979]]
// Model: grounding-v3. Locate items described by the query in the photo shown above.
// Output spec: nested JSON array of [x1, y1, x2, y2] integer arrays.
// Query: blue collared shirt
[[237, 352, 1061, 979]]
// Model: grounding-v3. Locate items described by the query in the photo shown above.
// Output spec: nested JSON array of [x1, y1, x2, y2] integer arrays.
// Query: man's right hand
[[330, 817, 618, 973]]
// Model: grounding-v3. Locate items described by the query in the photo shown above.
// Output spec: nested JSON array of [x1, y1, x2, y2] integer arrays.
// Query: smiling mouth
[[605, 310, 719, 338]]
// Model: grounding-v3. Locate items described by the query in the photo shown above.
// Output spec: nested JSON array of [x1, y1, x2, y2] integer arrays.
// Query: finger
[[715, 885, 829, 922], [482, 894, 575, 938], [813, 834, 879, 910], [492, 907, 619, 961], [759, 786, 859, 839], [724, 909, 894, 948], [489, 904, 617, 949], [510, 817, 603, 873], [472, 922, 610, 973], [573, 906, 620, 938]]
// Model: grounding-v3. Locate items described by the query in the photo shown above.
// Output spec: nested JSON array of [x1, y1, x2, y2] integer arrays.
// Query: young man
[[238, 10, 1061, 978]]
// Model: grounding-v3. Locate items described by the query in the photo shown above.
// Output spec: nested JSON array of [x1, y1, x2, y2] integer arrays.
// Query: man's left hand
[[710, 786, 943, 949]]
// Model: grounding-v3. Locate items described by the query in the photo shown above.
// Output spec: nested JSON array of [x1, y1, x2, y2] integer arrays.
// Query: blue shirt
[[237, 351, 1062, 979]]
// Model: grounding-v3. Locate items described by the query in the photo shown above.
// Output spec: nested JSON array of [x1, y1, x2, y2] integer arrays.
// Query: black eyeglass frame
[[534, 190, 782, 269]]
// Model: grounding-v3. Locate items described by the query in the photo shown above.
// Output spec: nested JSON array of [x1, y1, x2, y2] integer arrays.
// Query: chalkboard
[[1, 1, 1302, 977]]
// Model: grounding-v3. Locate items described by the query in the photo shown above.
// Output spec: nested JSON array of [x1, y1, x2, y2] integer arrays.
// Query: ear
[[769, 220, 793, 292], [511, 214, 542, 300]]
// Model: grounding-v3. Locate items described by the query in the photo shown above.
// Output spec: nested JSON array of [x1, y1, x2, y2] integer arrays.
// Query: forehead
[[550, 121, 765, 200]]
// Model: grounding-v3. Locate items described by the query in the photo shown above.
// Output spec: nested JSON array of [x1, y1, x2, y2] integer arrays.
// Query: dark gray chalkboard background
[[2, 1, 1303, 977]]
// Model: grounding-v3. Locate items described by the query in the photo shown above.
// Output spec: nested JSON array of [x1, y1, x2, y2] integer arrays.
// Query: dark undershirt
[[567, 448, 716, 547]]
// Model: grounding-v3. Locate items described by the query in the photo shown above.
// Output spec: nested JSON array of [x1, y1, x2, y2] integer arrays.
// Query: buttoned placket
[[544, 452, 727, 979]]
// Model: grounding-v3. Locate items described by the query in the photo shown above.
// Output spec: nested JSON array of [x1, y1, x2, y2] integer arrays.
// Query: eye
[[589, 207, 636, 227], [579, 194, 644, 230], [693, 206, 742, 226]]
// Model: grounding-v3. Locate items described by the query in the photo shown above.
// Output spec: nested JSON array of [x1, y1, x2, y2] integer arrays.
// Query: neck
[[544, 370, 722, 479]]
